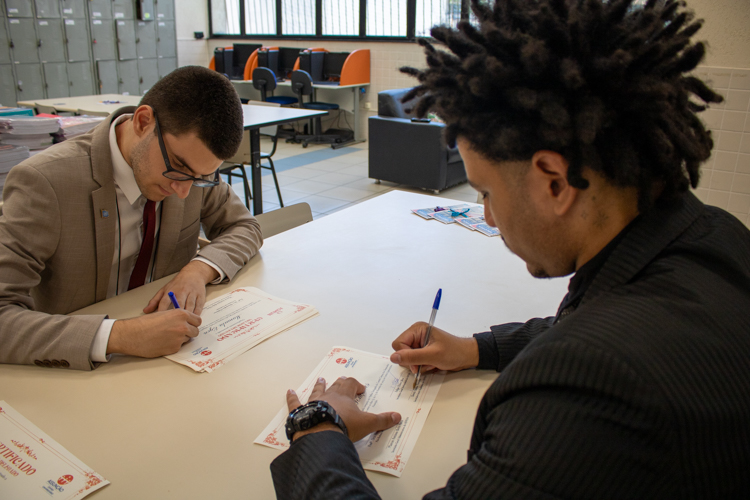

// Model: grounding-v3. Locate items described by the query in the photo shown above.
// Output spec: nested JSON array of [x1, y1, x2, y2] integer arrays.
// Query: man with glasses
[[0, 66, 262, 370]]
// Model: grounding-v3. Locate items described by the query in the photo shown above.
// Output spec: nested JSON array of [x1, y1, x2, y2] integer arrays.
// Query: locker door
[[64, 19, 90, 62], [137, 58, 157, 94], [0, 19, 11, 64], [135, 21, 156, 59], [90, 19, 116, 61], [15, 64, 45, 100], [61, 0, 87, 19], [115, 20, 136, 60], [87, 0, 112, 20], [37, 20, 66, 63], [67, 60, 94, 96], [34, 0, 61, 18], [157, 56, 175, 79], [96, 59, 117, 94], [156, 20, 174, 58], [6, 0, 34, 18], [8, 19, 39, 64], [0, 64, 18, 106], [113, 0, 134, 20], [155, 0, 174, 20], [43, 62, 69, 98], [117, 59, 138, 95]]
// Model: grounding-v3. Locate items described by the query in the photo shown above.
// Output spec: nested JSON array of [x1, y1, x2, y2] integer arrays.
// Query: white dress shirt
[[90, 116, 225, 362]]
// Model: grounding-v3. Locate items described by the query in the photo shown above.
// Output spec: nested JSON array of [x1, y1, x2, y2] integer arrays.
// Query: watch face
[[297, 406, 318, 431]]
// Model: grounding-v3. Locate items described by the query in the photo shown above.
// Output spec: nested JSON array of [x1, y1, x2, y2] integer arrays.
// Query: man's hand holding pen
[[390, 323, 480, 374]]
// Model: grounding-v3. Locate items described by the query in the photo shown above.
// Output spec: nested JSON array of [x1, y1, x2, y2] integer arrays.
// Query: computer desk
[[232, 80, 369, 148], [0, 191, 569, 499], [17, 94, 142, 116]]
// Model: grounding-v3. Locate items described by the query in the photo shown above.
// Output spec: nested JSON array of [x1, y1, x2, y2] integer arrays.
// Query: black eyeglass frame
[[155, 112, 220, 188]]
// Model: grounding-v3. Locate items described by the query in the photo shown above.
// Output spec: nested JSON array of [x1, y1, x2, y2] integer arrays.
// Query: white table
[[232, 80, 369, 147], [17, 94, 142, 116], [0, 191, 569, 499], [241, 104, 326, 215]]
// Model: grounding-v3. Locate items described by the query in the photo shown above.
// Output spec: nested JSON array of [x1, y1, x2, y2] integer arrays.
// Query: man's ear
[[131, 105, 155, 138], [529, 150, 578, 216]]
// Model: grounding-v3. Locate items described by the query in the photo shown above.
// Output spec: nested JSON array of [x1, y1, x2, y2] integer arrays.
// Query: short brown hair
[[140, 65, 243, 160]]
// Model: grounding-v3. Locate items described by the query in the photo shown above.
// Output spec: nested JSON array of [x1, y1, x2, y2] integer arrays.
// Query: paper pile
[[51, 116, 105, 143], [0, 144, 30, 193], [166, 287, 319, 373], [412, 203, 500, 237], [0, 116, 60, 150]]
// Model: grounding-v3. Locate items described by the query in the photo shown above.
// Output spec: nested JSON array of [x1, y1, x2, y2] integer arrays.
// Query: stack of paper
[[165, 287, 319, 373], [412, 203, 500, 237], [0, 401, 109, 499], [0, 116, 60, 150], [256, 346, 445, 477], [48, 115, 105, 143], [0, 144, 30, 194]]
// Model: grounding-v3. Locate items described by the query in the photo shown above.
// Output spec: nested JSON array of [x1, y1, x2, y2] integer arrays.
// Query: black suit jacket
[[271, 192, 750, 499]]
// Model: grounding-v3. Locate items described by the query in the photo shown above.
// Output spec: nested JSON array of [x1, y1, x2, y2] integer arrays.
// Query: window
[[245, 0, 276, 35]]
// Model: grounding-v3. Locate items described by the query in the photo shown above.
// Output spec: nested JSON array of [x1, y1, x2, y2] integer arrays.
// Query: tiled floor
[[224, 137, 481, 219]]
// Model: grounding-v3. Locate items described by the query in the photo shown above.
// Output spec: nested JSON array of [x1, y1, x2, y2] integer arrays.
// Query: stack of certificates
[[166, 287, 319, 373], [412, 203, 500, 237]]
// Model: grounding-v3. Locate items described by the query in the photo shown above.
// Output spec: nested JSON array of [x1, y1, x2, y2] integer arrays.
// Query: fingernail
[[318, 377, 325, 384], [288, 389, 296, 395], [393, 413, 401, 424], [391, 353, 401, 363], [339, 375, 347, 380]]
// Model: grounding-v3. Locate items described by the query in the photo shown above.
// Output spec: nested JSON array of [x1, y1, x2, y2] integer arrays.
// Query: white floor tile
[[275, 166, 326, 180], [317, 185, 375, 202], [312, 172, 364, 185], [337, 164, 369, 176], [279, 179, 338, 195], [297, 195, 350, 213], [343, 178, 393, 193]]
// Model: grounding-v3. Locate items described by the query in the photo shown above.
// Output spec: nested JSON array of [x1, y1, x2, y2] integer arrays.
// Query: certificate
[[255, 347, 445, 477], [166, 287, 318, 373], [0, 401, 108, 499]]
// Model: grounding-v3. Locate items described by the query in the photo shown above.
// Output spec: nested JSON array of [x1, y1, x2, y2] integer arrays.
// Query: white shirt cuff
[[91, 319, 115, 363], [192, 256, 227, 284]]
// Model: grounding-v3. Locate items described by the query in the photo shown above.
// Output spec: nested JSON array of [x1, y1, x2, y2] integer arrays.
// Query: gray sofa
[[368, 88, 466, 193]]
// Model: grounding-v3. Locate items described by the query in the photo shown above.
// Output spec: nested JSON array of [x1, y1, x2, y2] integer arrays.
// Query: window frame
[[208, 0, 473, 42]]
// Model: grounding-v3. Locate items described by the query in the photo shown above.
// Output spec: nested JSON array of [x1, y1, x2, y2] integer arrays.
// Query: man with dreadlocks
[[271, 0, 750, 497]]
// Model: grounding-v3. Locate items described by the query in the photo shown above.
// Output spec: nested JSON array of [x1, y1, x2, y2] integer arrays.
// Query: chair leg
[[267, 157, 284, 207], [236, 164, 252, 209]]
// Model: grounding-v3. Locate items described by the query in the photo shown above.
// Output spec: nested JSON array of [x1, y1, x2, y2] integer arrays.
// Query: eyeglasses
[[155, 112, 219, 188]]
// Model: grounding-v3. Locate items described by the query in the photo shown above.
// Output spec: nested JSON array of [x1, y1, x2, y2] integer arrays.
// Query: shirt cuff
[[192, 256, 226, 284], [91, 319, 115, 363]]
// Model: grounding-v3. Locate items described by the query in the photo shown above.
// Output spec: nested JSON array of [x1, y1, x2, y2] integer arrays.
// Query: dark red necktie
[[128, 200, 156, 291]]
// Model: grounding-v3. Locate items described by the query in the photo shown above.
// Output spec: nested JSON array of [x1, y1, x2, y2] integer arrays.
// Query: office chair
[[289, 70, 346, 148], [252, 67, 297, 106]]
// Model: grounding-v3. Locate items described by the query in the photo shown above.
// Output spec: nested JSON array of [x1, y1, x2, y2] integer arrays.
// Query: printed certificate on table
[[0, 401, 108, 499], [166, 287, 318, 373], [255, 347, 445, 477]]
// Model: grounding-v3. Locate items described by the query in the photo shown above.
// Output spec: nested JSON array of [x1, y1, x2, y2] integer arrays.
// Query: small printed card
[[0, 401, 108, 499], [255, 347, 445, 477], [411, 203, 500, 236]]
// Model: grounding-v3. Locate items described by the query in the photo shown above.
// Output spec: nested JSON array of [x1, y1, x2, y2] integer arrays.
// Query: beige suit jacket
[[0, 107, 262, 370]]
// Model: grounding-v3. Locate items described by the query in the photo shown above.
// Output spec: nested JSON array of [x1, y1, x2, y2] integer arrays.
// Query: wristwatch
[[285, 400, 348, 442]]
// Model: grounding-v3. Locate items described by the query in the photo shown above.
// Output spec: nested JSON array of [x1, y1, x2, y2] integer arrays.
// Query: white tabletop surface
[[241, 103, 325, 129], [17, 94, 142, 115], [0, 191, 569, 499]]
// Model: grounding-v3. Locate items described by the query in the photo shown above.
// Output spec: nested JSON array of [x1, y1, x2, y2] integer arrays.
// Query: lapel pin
[[101, 209, 109, 218]]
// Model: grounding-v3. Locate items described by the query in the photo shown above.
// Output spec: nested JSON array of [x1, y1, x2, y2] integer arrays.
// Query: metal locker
[[117, 59, 138, 95], [64, 19, 90, 62], [67, 60, 94, 96], [0, 64, 18, 106], [15, 64, 45, 100], [0, 19, 11, 65], [37, 19, 66, 63], [34, 0, 61, 18], [90, 19, 116, 61], [155, 0, 174, 21], [87, 0, 112, 20], [43, 62, 69, 98], [61, 0, 87, 19], [6, 0, 34, 18], [96, 59, 117, 93], [8, 18, 39, 64], [157, 56, 175, 79], [137, 57, 157, 94], [156, 20, 174, 58], [112, 0, 134, 20], [115, 20, 136, 60], [135, 20, 156, 59]]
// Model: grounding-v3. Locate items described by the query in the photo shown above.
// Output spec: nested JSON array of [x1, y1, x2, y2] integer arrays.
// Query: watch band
[[285, 400, 348, 441]]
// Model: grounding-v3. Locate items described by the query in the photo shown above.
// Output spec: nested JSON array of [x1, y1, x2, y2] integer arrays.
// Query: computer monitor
[[233, 43, 262, 78], [278, 48, 302, 79], [322, 52, 349, 81]]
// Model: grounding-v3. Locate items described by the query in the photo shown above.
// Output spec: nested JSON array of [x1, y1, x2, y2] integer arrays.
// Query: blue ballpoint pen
[[168, 291, 180, 309], [413, 288, 442, 389]]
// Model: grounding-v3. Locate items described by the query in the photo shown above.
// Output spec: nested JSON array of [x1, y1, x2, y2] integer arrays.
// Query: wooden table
[[17, 94, 142, 116], [0, 191, 569, 499]]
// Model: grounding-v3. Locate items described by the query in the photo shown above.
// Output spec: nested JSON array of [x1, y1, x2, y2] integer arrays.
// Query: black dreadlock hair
[[401, 0, 723, 211]]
